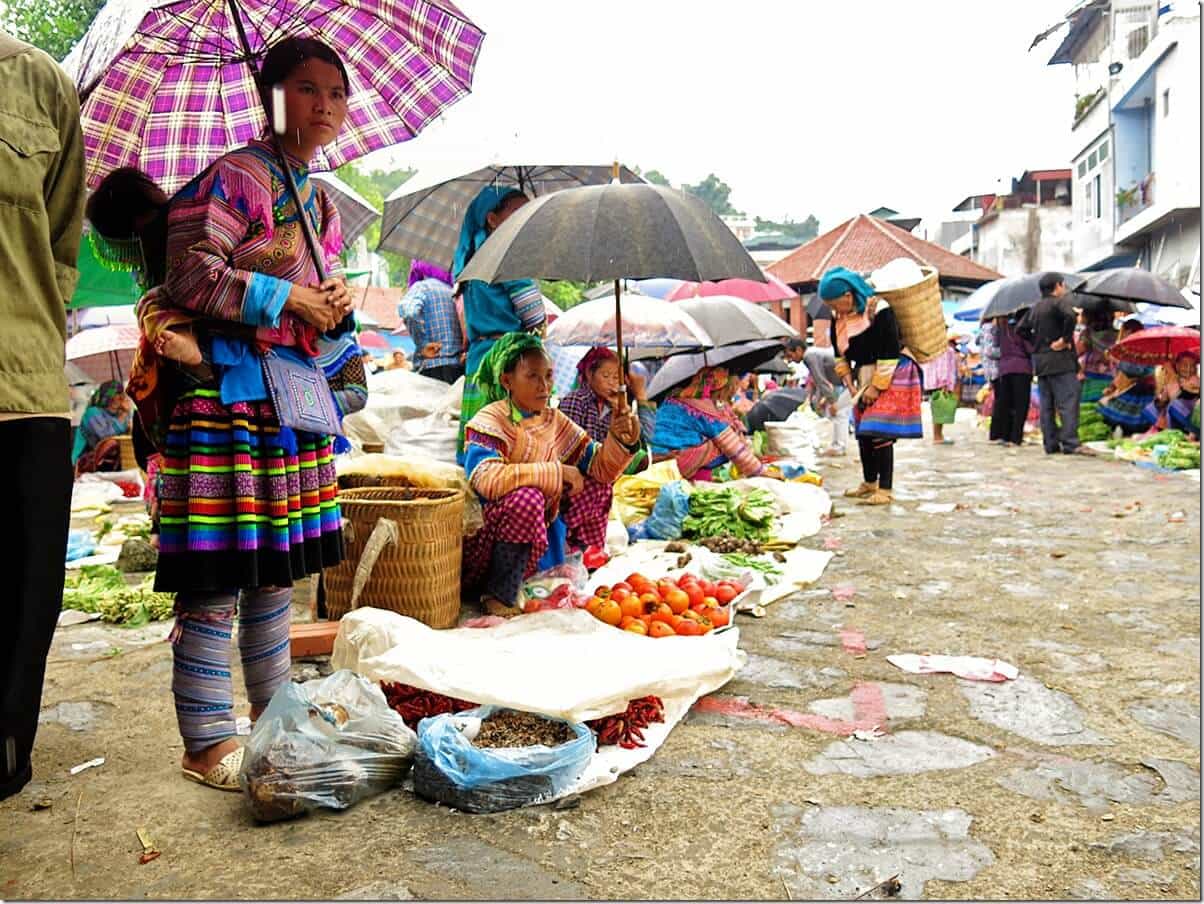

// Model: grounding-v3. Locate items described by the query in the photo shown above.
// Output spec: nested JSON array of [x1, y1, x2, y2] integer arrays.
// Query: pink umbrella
[[65, 324, 141, 383], [358, 330, 391, 351], [666, 270, 798, 303]]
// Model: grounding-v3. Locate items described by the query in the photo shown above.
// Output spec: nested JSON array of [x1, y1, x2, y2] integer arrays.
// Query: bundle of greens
[[720, 552, 783, 580], [1078, 402, 1111, 443], [1108, 429, 1201, 470], [682, 487, 777, 542], [63, 565, 175, 626]]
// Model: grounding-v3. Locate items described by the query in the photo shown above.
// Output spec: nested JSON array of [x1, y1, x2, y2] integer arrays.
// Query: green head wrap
[[472, 332, 547, 407]]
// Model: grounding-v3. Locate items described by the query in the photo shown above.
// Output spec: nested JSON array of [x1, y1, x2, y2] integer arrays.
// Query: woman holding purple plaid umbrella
[[128, 38, 359, 792]]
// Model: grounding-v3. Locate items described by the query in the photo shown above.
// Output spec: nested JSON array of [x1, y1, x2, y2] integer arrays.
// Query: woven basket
[[874, 266, 948, 363], [325, 486, 464, 628], [116, 434, 137, 471], [337, 473, 415, 491]]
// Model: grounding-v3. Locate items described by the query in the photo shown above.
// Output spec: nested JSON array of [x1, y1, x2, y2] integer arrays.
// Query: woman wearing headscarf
[[1097, 319, 1156, 436], [1076, 306, 1119, 404], [453, 186, 546, 462], [650, 365, 766, 480], [72, 381, 132, 476], [819, 266, 922, 506], [558, 346, 656, 470], [460, 334, 640, 616], [1145, 349, 1201, 438]]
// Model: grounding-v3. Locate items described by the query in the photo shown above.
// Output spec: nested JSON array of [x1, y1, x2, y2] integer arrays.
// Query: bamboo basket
[[324, 486, 464, 627], [116, 434, 137, 471], [873, 266, 948, 363]]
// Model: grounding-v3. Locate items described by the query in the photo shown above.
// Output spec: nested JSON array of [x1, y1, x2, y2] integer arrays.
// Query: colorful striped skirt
[[855, 359, 923, 441], [154, 388, 343, 592], [1098, 389, 1156, 431], [1080, 371, 1112, 405]]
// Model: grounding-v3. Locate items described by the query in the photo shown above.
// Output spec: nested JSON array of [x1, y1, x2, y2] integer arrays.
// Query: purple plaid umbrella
[[70, 0, 484, 196]]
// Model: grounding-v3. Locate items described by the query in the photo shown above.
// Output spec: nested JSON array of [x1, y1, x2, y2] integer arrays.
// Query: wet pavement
[[0, 411, 1199, 899]]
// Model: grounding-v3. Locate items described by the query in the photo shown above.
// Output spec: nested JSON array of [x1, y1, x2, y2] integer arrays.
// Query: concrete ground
[[2, 411, 1200, 900]]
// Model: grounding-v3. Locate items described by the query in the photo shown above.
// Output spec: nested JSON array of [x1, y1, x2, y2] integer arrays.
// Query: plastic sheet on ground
[[331, 607, 745, 803], [720, 476, 831, 544], [70, 474, 128, 514], [887, 654, 1019, 682]]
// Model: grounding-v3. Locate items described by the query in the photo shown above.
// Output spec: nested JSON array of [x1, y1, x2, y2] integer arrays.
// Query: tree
[[539, 279, 588, 311], [642, 169, 671, 187], [753, 214, 820, 242], [683, 173, 739, 215], [1, 0, 105, 60], [335, 162, 415, 286]]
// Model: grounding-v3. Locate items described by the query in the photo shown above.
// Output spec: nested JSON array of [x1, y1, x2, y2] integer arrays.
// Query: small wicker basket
[[324, 485, 465, 628], [873, 266, 948, 363]]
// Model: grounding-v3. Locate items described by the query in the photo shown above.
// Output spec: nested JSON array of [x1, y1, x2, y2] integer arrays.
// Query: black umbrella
[[457, 179, 765, 375], [1067, 290, 1135, 316], [647, 340, 784, 402], [975, 271, 1087, 322], [1077, 267, 1194, 309]]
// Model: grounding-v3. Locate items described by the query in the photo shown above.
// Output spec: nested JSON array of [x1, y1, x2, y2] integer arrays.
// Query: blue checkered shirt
[[399, 278, 463, 372]]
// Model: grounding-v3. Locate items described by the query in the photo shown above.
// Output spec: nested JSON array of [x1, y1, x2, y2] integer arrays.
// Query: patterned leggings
[[170, 587, 292, 753]]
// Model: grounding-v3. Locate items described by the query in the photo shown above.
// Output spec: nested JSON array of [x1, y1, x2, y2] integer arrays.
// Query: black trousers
[[993, 373, 1032, 445], [421, 364, 465, 385], [0, 418, 72, 800], [857, 437, 895, 490]]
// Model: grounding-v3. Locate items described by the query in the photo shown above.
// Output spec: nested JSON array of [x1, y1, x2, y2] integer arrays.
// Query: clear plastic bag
[[644, 480, 692, 540], [412, 706, 593, 813], [240, 670, 417, 822]]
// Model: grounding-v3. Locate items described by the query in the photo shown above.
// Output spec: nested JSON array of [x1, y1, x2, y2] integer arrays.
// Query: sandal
[[843, 482, 878, 499], [858, 489, 894, 506], [482, 596, 522, 619], [182, 746, 244, 792]]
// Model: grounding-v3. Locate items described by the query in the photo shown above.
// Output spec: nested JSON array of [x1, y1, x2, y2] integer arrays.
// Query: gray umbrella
[[976, 271, 1087, 322], [754, 354, 792, 375], [458, 181, 765, 360], [377, 162, 642, 269], [675, 295, 797, 345], [647, 340, 784, 402], [311, 173, 381, 250], [1077, 267, 1194, 309]]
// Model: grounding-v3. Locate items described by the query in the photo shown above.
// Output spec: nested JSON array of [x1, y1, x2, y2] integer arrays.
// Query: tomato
[[701, 596, 720, 609], [715, 585, 739, 605], [612, 581, 633, 595], [683, 608, 712, 625], [643, 601, 674, 623], [582, 547, 609, 570], [719, 579, 744, 593], [648, 620, 676, 638], [639, 592, 662, 609], [682, 583, 704, 608], [700, 581, 717, 598], [664, 588, 690, 615], [585, 596, 604, 616], [676, 573, 694, 588], [617, 595, 642, 619], [594, 586, 612, 598], [623, 619, 648, 636], [675, 618, 702, 636], [627, 573, 653, 595], [595, 598, 622, 626], [656, 580, 676, 599]]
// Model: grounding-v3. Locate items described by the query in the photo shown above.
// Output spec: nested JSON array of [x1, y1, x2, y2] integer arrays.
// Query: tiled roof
[[767, 215, 1002, 288]]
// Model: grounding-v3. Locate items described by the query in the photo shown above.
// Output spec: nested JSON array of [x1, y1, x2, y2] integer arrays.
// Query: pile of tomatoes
[[584, 572, 741, 637]]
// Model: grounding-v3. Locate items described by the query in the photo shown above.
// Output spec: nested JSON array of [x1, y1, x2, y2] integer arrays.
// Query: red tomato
[[648, 620, 676, 638], [639, 591, 662, 608], [700, 581, 717, 598], [619, 595, 643, 619], [715, 585, 739, 605], [675, 618, 702, 636], [624, 619, 648, 636], [708, 606, 730, 628], [683, 583, 704, 608], [664, 588, 690, 615], [612, 582, 633, 595]]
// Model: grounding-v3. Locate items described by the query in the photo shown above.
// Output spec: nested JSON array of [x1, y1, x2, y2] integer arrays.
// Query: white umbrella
[[78, 305, 137, 329], [545, 294, 710, 352], [65, 324, 141, 383], [674, 294, 797, 344], [377, 161, 643, 270]]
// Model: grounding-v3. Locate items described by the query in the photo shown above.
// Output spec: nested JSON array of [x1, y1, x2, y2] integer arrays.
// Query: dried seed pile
[[471, 710, 575, 749]]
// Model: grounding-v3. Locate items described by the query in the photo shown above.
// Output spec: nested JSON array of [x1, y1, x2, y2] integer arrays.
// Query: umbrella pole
[[227, 0, 328, 286], [613, 277, 625, 376]]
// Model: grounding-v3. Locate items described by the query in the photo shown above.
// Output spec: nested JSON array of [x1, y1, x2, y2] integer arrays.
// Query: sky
[[364, 0, 1079, 234]]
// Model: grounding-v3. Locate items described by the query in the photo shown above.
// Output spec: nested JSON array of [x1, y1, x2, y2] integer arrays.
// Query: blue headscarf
[[452, 185, 528, 280], [818, 266, 877, 313]]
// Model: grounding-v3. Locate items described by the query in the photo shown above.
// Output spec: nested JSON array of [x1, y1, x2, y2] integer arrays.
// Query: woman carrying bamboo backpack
[[818, 267, 923, 506]]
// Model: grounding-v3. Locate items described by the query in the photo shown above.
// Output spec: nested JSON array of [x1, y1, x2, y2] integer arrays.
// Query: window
[[1084, 179, 1094, 221], [1093, 174, 1102, 219], [1078, 160, 1088, 178], [1163, 88, 1170, 117], [1088, 149, 1098, 169], [1099, 140, 1109, 162]]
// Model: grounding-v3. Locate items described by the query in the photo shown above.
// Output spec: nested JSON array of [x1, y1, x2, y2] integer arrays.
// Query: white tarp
[[332, 607, 746, 800]]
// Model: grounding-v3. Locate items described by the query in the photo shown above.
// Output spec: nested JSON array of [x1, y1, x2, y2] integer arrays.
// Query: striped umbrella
[[66, 0, 485, 194]]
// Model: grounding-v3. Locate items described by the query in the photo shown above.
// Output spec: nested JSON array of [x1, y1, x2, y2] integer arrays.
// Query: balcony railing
[[1116, 172, 1155, 226]]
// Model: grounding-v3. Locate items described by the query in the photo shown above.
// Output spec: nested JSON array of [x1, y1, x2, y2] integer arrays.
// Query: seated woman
[[72, 381, 133, 476], [1098, 319, 1156, 436], [558, 346, 655, 472], [462, 334, 641, 617], [650, 365, 765, 480], [1146, 350, 1201, 438], [1076, 307, 1118, 405]]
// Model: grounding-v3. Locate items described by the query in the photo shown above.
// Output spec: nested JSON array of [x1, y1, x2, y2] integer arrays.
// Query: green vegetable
[[721, 552, 783, 580], [63, 564, 175, 626], [683, 487, 777, 542]]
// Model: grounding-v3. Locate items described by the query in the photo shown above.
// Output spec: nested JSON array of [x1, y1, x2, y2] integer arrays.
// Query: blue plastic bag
[[66, 529, 96, 562], [644, 480, 692, 540], [414, 706, 593, 812]]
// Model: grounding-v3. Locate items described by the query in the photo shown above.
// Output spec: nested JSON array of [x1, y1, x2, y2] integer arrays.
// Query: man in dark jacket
[[1018, 273, 1090, 455]]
